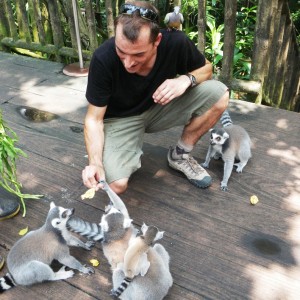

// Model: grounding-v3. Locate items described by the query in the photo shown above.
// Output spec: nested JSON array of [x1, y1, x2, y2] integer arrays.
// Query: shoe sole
[[0, 204, 20, 221], [168, 164, 212, 188]]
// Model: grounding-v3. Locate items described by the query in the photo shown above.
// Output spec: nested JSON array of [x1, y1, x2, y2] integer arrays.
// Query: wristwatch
[[185, 73, 197, 87]]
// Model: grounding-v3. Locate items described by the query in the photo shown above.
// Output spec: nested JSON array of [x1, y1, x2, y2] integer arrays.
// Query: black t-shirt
[[86, 29, 206, 118]]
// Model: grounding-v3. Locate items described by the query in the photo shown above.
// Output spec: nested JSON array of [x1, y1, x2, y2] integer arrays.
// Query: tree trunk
[[30, 0, 46, 45], [15, 0, 32, 42], [46, 0, 64, 48], [248, 0, 277, 104], [3, 0, 18, 40], [219, 0, 237, 84], [84, 0, 98, 52], [197, 0, 206, 54], [264, 0, 284, 105], [106, 0, 115, 38]]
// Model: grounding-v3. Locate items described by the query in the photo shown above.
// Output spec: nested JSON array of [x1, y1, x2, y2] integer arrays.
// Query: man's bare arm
[[82, 103, 107, 190], [152, 59, 213, 105]]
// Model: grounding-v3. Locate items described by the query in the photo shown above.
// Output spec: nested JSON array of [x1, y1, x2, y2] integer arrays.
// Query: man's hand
[[82, 165, 105, 191], [152, 75, 191, 105]]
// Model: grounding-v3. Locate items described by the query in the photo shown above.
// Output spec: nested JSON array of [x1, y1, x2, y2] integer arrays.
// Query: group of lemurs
[[0, 110, 251, 298], [0, 182, 173, 299]]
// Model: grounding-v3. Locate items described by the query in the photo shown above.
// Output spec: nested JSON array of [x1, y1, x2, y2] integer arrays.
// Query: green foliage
[[290, 1, 300, 45], [0, 111, 43, 217], [183, 0, 257, 80]]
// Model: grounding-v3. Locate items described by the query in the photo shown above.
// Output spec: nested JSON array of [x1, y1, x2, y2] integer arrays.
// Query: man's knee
[[214, 90, 229, 113], [109, 179, 129, 194]]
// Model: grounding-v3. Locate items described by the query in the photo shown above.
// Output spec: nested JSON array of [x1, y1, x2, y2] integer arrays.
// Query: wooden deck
[[0, 51, 299, 300]]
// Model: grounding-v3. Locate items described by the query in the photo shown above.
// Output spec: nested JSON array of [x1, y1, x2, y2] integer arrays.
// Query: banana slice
[[250, 195, 259, 205], [81, 188, 96, 200]]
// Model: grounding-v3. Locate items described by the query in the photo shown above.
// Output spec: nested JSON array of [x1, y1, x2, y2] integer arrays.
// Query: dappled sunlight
[[18, 170, 41, 190], [287, 215, 300, 264], [20, 87, 87, 115], [230, 99, 259, 114], [276, 118, 289, 129], [245, 263, 300, 300], [267, 146, 300, 167], [153, 169, 169, 178]]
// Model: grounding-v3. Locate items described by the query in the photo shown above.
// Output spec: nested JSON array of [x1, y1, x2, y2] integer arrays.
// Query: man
[[82, 1, 229, 194]]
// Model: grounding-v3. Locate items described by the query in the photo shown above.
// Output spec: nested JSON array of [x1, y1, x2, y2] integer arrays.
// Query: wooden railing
[[0, 0, 299, 111]]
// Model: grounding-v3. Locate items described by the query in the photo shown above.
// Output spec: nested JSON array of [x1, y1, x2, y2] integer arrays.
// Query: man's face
[[115, 24, 161, 74]]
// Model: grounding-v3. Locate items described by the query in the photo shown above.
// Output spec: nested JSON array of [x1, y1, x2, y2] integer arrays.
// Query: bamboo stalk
[[4, 0, 18, 40], [15, 0, 32, 42]]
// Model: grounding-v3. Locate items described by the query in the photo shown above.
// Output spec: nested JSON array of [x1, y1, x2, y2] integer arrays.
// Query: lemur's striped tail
[[67, 216, 104, 242], [220, 110, 233, 127], [0, 273, 16, 293], [111, 277, 133, 298]]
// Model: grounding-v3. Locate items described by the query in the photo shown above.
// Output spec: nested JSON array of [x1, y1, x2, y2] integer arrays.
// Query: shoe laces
[[180, 154, 205, 174]]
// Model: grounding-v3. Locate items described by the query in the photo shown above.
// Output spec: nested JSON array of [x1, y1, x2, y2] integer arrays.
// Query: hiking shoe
[[0, 196, 20, 221], [168, 146, 212, 188], [0, 255, 4, 270]]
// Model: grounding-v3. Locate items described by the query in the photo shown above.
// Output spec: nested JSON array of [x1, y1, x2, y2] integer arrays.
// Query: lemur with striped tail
[[111, 223, 167, 298], [202, 110, 252, 191], [0, 202, 94, 293], [67, 182, 173, 299]]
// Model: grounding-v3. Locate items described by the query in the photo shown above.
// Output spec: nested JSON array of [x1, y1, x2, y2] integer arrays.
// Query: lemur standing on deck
[[202, 110, 252, 191]]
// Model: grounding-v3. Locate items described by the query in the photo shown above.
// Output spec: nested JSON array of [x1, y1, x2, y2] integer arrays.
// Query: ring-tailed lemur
[[67, 182, 173, 299], [0, 202, 94, 293], [202, 110, 252, 191], [111, 223, 165, 297]]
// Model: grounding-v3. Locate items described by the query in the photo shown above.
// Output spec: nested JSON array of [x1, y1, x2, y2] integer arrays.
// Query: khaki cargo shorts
[[103, 79, 228, 183]]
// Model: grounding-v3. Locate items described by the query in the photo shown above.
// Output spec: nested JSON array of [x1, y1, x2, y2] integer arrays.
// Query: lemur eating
[[67, 182, 173, 299]]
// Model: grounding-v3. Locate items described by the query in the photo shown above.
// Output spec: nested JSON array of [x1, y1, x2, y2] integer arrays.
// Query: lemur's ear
[[123, 218, 133, 229], [155, 231, 164, 241], [50, 202, 56, 209], [141, 223, 148, 234]]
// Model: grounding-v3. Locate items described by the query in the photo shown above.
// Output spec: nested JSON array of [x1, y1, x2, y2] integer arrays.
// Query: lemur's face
[[210, 129, 229, 146], [49, 202, 74, 229]]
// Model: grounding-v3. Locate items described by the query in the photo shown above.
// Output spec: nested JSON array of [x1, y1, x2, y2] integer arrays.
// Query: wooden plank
[[1, 54, 300, 299]]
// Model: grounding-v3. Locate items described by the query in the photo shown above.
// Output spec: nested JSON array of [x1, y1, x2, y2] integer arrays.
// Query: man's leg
[[168, 91, 229, 188], [144, 79, 229, 188], [181, 91, 229, 146], [103, 115, 145, 194]]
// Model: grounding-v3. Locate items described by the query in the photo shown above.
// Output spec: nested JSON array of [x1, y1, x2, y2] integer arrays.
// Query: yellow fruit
[[90, 259, 100, 267], [81, 188, 96, 200], [250, 195, 259, 205]]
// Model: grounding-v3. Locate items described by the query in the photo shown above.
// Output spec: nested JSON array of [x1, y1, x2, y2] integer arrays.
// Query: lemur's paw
[[201, 162, 209, 169], [220, 184, 228, 191], [81, 265, 95, 275], [85, 240, 96, 250]]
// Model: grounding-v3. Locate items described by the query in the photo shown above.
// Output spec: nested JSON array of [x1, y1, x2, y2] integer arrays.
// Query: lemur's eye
[[216, 137, 221, 141], [62, 211, 67, 218]]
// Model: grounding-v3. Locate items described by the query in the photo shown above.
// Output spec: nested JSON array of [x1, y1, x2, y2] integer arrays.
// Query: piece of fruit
[[250, 195, 259, 205], [81, 188, 96, 200]]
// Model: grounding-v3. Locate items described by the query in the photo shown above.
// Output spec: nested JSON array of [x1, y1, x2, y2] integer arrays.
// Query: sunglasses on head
[[119, 3, 159, 23]]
